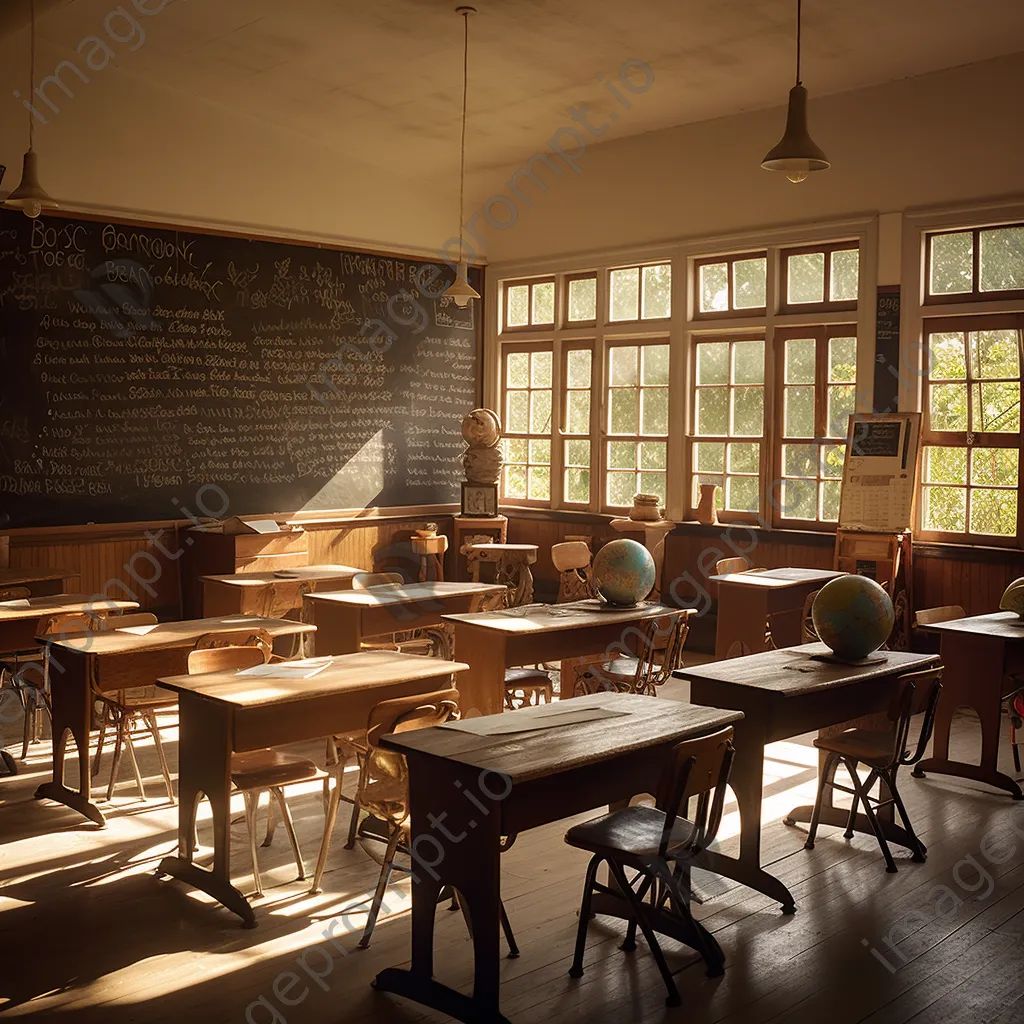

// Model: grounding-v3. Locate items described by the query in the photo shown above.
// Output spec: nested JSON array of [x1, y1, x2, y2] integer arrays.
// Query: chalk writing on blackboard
[[851, 421, 902, 458]]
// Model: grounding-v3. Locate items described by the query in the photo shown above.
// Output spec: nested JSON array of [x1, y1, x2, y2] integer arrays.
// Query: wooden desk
[[200, 564, 361, 618], [305, 582, 506, 658], [0, 567, 80, 597], [373, 692, 742, 1024], [442, 601, 682, 717], [0, 595, 138, 654], [36, 615, 316, 825], [711, 567, 845, 658], [916, 611, 1024, 799], [155, 650, 469, 926], [683, 643, 940, 910]]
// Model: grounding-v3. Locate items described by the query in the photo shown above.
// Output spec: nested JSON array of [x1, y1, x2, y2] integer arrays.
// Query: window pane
[[506, 284, 529, 327], [505, 437, 528, 463], [641, 264, 672, 319], [504, 464, 527, 498], [640, 440, 667, 469], [827, 385, 856, 438], [929, 383, 969, 431], [727, 475, 758, 512], [506, 351, 529, 388], [641, 387, 669, 434], [821, 480, 842, 521], [928, 332, 967, 380], [528, 439, 550, 465], [821, 444, 845, 478], [609, 440, 637, 469], [728, 442, 759, 474], [829, 336, 857, 383], [565, 438, 590, 467], [607, 471, 636, 506], [979, 227, 1024, 293], [781, 478, 817, 519], [566, 348, 592, 388], [696, 387, 728, 435], [923, 485, 966, 532], [929, 232, 973, 295], [694, 442, 725, 473], [785, 337, 816, 384], [528, 465, 550, 501], [700, 263, 729, 312], [610, 267, 640, 321], [830, 249, 859, 302], [638, 472, 666, 504], [531, 350, 552, 387], [732, 387, 764, 436], [970, 329, 1020, 379], [733, 340, 764, 384], [565, 468, 590, 503], [788, 252, 825, 304], [970, 447, 1018, 487], [609, 388, 639, 434], [696, 342, 729, 385], [970, 488, 1017, 536], [642, 345, 670, 386], [923, 446, 967, 485], [565, 390, 590, 434], [783, 444, 818, 478], [529, 389, 552, 433], [784, 386, 815, 438], [506, 390, 529, 432], [567, 276, 597, 322], [609, 345, 638, 385], [972, 381, 1020, 432], [733, 257, 767, 309], [532, 282, 555, 324]]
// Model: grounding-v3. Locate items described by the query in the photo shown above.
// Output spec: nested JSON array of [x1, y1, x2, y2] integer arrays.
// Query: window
[[920, 315, 1022, 541], [691, 337, 765, 519], [609, 264, 671, 322], [773, 327, 857, 524], [780, 243, 859, 312], [500, 344, 552, 503], [694, 252, 767, 317], [604, 342, 670, 507], [565, 273, 598, 326], [562, 344, 593, 504], [926, 224, 1024, 303], [503, 277, 556, 331]]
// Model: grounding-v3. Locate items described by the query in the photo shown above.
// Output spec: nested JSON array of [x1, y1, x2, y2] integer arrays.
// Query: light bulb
[[786, 171, 809, 184], [23, 199, 42, 218], [453, 294, 471, 308]]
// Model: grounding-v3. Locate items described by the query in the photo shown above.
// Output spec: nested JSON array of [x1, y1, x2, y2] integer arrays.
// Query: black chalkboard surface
[[0, 212, 481, 527]]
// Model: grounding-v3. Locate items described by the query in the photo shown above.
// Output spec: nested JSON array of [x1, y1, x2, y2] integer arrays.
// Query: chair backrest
[[655, 726, 735, 860], [37, 611, 101, 640], [352, 572, 404, 590], [107, 612, 159, 629], [914, 604, 966, 626], [551, 541, 591, 573], [620, 611, 690, 692], [552, 541, 595, 603], [715, 556, 751, 576], [0, 586, 30, 602], [193, 627, 275, 657], [887, 667, 944, 768], [187, 644, 269, 675]]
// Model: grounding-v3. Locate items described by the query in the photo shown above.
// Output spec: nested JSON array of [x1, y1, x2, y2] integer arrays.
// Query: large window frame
[[499, 341, 554, 507]]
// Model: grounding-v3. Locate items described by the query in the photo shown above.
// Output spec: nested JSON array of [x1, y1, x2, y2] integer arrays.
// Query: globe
[[1000, 577, 1024, 618], [811, 575, 895, 661], [592, 539, 656, 607]]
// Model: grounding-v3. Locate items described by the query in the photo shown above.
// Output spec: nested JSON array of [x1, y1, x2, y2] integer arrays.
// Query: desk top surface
[[709, 567, 845, 589], [48, 615, 315, 655], [0, 567, 79, 586], [680, 643, 938, 697], [158, 649, 468, 708], [0, 594, 139, 622], [381, 692, 741, 783], [443, 600, 682, 635], [306, 581, 506, 608], [201, 565, 362, 587], [922, 610, 1024, 640]]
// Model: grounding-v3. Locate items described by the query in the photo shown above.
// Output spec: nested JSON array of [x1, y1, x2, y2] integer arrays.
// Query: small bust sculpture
[[461, 408, 503, 484]]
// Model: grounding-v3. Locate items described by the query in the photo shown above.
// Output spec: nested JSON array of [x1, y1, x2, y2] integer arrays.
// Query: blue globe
[[592, 539, 656, 607], [811, 575, 894, 660]]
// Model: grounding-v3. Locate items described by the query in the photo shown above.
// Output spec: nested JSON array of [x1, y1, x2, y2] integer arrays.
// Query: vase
[[696, 483, 719, 525]]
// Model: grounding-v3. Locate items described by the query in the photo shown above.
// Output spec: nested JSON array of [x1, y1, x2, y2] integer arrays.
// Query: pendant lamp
[[761, 0, 829, 184], [5, 0, 57, 218], [444, 6, 480, 308]]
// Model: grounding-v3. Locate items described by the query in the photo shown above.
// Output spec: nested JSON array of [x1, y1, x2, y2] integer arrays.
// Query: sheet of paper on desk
[[236, 657, 332, 679], [0, 598, 31, 608], [442, 706, 630, 735]]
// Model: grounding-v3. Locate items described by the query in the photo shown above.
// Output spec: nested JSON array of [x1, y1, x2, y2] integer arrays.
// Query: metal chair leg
[[311, 770, 345, 895], [271, 787, 305, 881], [357, 826, 403, 949], [887, 769, 926, 862], [123, 716, 146, 800], [569, 855, 603, 979], [499, 900, 519, 959], [145, 711, 175, 803], [93, 706, 109, 778], [106, 715, 126, 800], [243, 790, 264, 898], [847, 759, 898, 873], [262, 794, 277, 847], [805, 752, 838, 850]]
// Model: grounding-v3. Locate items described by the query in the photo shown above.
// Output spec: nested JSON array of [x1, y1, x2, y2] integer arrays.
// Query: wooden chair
[[351, 573, 436, 656], [352, 572, 404, 589], [552, 541, 595, 603], [805, 667, 943, 873], [715, 556, 751, 576], [194, 627, 276, 658], [573, 611, 689, 698], [188, 644, 328, 898], [564, 726, 736, 1005], [913, 604, 966, 626], [412, 534, 448, 582]]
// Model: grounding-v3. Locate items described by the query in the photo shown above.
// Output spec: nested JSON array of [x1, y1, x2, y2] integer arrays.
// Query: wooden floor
[[1, 674, 1023, 1024]]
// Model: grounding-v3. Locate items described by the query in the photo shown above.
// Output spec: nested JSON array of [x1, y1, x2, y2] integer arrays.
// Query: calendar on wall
[[838, 413, 922, 532]]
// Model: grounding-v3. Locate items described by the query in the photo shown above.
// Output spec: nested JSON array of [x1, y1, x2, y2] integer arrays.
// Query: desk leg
[[157, 694, 255, 926], [452, 627, 506, 717], [34, 655, 106, 826], [914, 637, 1022, 799]]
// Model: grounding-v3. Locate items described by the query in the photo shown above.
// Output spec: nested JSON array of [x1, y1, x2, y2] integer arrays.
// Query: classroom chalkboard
[[0, 212, 481, 528]]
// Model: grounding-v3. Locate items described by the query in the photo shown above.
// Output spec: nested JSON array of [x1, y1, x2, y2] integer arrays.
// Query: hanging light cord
[[795, 0, 802, 87], [28, 0, 36, 149], [457, 10, 469, 267]]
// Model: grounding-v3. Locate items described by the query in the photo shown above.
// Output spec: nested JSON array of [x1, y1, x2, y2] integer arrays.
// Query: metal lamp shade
[[4, 149, 58, 216], [444, 263, 480, 308], [761, 85, 829, 182]]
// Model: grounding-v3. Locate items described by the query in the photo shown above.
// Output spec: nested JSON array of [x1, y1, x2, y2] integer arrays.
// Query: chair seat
[[504, 667, 552, 687], [230, 749, 327, 791], [565, 804, 698, 860], [813, 728, 898, 769], [360, 776, 411, 823], [588, 657, 640, 681]]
